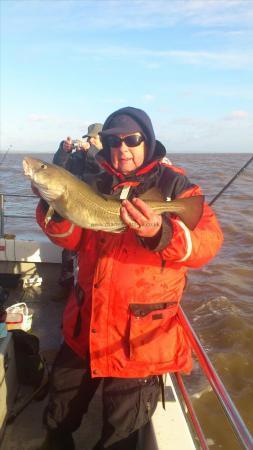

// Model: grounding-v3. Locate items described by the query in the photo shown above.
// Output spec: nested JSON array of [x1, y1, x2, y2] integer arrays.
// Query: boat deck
[[0, 237, 197, 450]]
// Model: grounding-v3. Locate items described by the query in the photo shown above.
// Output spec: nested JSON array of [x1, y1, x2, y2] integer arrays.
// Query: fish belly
[[53, 195, 125, 232]]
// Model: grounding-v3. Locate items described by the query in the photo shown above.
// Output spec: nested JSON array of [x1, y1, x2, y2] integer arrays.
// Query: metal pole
[[178, 307, 253, 450], [174, 372, 209, 450], [4, 215, 36, 219], [3, 194, 36, 198], [0, 194, 4, 238]]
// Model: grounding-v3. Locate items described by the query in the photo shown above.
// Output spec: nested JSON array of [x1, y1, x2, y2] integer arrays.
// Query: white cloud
[[75, 45, 253, 70], [171, 117, 209, 127], [144, 62, 161, 70], [74, 0, 253, 30], [4, 0, 253, 31], [224, 110, 250, 120], [29, 114, 50, 122], [28, 114, 88, 129], [142, 94, 155, 102], [4, 1, 253, 71], [155, 111, 253, 153]]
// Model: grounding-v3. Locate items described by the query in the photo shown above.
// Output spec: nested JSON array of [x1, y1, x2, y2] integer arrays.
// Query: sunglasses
[[104, 134, 144, 148]]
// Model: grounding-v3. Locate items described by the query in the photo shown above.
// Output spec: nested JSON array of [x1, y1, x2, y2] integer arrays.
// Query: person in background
[[35, 106, 223, 450], [53, 122, 103, 175], [53, 123, 103, 296]]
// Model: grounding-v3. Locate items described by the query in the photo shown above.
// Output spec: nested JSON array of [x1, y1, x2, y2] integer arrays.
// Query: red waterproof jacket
[[36, 159, 223, 378]]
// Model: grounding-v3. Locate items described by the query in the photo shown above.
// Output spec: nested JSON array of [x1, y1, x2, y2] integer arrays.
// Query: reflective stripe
[[175, 220, 192, 262], [47, 222, 75, 238], [161, 156, 172, 166], [120, 185, 131, 200]]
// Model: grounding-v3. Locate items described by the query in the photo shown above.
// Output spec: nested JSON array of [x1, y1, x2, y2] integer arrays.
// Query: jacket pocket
[[129, 302, 181, 364]]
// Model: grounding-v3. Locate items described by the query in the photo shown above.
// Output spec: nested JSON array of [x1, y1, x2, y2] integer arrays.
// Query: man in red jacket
[[35, 107, 223, 450]]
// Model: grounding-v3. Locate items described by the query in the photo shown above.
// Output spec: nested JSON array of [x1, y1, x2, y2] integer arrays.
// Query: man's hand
[[79, 141, 90, 152], [63, 136, 73, 153], [120, 198, 162, 238]]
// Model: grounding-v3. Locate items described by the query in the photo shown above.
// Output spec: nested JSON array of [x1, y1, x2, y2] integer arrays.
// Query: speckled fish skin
[[23, 156, 204, 232]]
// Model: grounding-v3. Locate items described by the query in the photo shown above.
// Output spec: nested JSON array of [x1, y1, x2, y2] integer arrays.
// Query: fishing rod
[[209, 154, 253, 206], [0, 145, 13, 166]]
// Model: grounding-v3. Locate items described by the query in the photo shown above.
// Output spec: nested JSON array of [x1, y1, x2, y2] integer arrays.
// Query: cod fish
[[23, 157, 204, 232]]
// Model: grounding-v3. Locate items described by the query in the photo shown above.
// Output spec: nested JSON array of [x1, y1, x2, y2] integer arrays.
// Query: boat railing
[[176, 306, 253, 450], [0, 193, 36, 237]]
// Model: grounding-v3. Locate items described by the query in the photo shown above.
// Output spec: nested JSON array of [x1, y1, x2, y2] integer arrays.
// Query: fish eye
[[41, 164, 47, 169]]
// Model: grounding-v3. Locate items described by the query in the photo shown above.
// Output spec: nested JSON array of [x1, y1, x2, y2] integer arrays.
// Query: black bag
[[12, 329, 47, 390]]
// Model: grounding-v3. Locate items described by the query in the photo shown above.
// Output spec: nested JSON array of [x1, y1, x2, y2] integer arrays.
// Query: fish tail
[[171, 195, 204, 230], [152, 195, 204, 230]]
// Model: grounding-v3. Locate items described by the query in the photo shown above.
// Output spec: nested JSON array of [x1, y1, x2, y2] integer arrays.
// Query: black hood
[[99, 106, 156, 165]]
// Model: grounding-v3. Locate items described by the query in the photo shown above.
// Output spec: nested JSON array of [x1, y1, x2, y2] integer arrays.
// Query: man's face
[[109, 133, 147, 175], [89, 135, 103, 150]]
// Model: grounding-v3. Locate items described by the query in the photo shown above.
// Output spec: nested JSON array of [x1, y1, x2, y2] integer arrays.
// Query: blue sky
[[1, 0, 253, 153]]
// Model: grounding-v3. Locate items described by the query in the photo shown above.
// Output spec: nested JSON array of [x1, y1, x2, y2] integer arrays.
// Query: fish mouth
[[23, 158, 33, 179]]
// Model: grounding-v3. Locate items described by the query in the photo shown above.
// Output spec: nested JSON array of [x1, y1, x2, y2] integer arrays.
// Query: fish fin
[[44, 205, 55, 227], [175, 195, 205, 230], [99, 192, 111, 201], [139, 187, 164, 202], [99, 192, 120, 205]]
